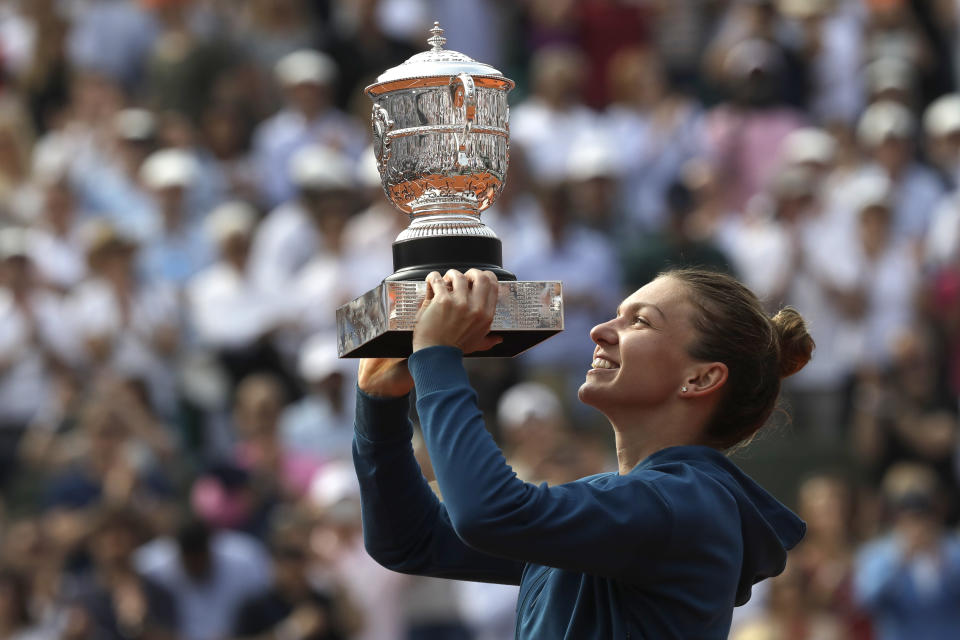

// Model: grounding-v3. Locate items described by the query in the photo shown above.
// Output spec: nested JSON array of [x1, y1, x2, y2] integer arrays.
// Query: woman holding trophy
[[353, 266, 813, 639]]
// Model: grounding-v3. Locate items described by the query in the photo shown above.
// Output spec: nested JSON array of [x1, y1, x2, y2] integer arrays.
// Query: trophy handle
[[451, 73, 476, 166], [372, 103, 395, 169]]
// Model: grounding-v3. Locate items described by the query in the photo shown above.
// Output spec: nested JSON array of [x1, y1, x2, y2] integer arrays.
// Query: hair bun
[[771, 307, 815, 378]]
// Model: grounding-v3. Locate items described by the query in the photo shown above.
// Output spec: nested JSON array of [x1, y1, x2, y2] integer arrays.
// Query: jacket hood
[[640, 446, 806, 606]]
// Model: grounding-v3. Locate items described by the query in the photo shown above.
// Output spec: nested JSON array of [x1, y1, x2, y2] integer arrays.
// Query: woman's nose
[[590, 318, 618, 345]]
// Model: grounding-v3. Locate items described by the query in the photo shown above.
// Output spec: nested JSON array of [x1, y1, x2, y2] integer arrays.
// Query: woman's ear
[[682, 362, 728, 397]]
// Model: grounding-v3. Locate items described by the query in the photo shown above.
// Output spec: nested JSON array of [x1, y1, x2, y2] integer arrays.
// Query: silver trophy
[[336, 23, 563, 358]]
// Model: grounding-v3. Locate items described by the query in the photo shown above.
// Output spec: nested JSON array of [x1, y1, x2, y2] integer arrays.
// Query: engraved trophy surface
[[336, 23, 564, 358]]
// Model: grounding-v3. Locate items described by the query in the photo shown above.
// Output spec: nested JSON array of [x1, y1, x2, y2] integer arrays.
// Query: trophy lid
[[366, 22, 514, 96]]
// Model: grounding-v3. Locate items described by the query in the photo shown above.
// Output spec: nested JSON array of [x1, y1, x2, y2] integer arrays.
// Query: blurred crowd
[[0, 0, 959, 639]]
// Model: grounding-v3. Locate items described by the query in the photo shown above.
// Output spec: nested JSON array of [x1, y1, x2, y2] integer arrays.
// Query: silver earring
[[681, 386, 688, 393]]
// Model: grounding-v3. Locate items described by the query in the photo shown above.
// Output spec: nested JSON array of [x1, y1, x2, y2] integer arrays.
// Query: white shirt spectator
[[248, 200, 319, 292], [135, 530, 272, 640], [603, 101, 705, 230], [924, 191, 960, 268], [251, 109, 365, 208], [26, 227, 87, 291], [69, 277, 180, 410], [186, 262, 286, 350], [510, 99, 598, 181], [0, 289, 79, 426], [848, 239, 920, 368]]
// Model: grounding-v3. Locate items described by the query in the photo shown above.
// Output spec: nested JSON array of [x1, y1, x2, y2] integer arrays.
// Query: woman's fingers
[[426, 271, 449, 301], [445, 269, 470, 302], [413, 269, 501, 353]]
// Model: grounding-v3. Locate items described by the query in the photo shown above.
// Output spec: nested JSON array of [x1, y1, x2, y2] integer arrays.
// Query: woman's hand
[[412, 269, 502, 354], [358, 358, 414, 398]]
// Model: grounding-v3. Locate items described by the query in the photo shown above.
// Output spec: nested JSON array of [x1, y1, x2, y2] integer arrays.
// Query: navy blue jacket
[[353, 346, 805, 639]]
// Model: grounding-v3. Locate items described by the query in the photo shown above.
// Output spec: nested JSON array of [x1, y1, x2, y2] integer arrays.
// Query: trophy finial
[[428, 22, 446, 51]]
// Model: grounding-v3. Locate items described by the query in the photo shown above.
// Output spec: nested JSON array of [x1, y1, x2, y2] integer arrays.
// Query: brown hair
[[664, 268, 815, 450]]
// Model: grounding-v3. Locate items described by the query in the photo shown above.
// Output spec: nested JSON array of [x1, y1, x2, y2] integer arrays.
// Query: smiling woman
[[352, 267, 815, 639]]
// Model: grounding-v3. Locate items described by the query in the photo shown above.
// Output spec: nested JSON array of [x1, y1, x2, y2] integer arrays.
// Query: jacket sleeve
[[408, 346, 675, 581], [352, 387, 524, 584]]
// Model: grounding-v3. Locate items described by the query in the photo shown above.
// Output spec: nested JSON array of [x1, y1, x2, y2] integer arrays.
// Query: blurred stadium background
[[0, 0, 959, 638]]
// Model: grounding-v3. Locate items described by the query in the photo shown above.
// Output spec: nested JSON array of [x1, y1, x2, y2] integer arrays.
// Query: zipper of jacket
[[515, 567, 552, 638]]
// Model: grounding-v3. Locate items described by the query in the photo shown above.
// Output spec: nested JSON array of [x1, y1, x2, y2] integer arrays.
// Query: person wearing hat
[[844, 174, 920, 370], [854, 463, 960, 640], [27, 172, 89, 292], [923, 93, 960, 189], [278, 333, 355, 462], [71, 108, 163, 242], [923, 96, 960, 270], [137, 149, 215, 289], [186, 201, 299, 399], [854, 100, 945, 242], [248, 145, 358, 294], [69, 218, 181, 415], [251, 49, 365, 208]]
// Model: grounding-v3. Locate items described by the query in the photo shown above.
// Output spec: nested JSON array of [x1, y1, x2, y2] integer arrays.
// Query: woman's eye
[[633, 316, 649, 327]]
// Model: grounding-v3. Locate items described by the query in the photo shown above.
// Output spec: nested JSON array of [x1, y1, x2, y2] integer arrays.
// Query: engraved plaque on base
[[337, 281, 563, 358]]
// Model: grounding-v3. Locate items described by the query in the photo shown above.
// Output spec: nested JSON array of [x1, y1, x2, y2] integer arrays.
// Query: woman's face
[[579, 276, 700, 415]]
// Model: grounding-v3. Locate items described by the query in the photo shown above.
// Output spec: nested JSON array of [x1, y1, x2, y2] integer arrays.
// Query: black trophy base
[[341, 329, 562, 358], [386, 235, 517, 282]]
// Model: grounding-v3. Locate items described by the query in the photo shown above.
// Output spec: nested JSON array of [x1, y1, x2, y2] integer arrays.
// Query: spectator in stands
[[621, 178, 734, 292], [135, 517, 272, 640], [603, 46, 704, 231], [251, 50, 365, 208], [249, 144, 356, 294], [855, 463, 960, 640], [137, 148, 215, 288], [853, 101, 944, 243], [705, 38, 806, 212], [187, 201, 291, 392], [234, 508, 352, 640], [280, 334, 354, 463], [510, 46, 597, 182], [69, 506, 177, 640]]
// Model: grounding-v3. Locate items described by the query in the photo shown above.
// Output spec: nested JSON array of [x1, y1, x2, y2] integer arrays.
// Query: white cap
[[865, 57, 914, 95], [31, 143, 71, 185], [0, 227, 30, 260], [857, 101, 915, 148], [778, 0, 833, 18], [769, 165, 816, 199], [114, 108, 157, 141], [79, 218, 138, 254], [205, 201, 258, 243], [923, 93, 960, 138], [847, 171, 893, 213], [308, 460, 360, 510], [356, 146, 383, 190], [780, 127, 837, 166], [497, 382, 563, 431], [567, 131, 618, 181], [298, 332, 347, 381], [289, 144, 354, 191], [140, 148, 199, 190], [275, 50, 336, 87]]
